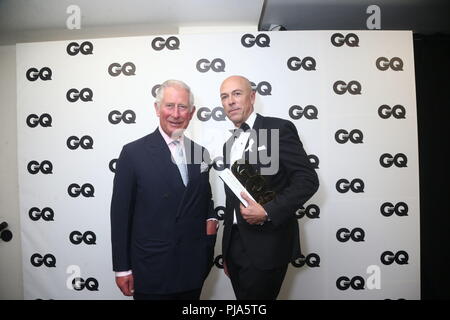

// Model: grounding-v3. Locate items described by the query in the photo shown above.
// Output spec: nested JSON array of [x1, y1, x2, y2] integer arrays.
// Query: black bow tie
[[232, 122, 250, 140], [239, 122, 250, 131]]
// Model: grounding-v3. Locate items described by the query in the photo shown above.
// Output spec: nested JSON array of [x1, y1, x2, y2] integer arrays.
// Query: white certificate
[[218, 168, 255, 207]]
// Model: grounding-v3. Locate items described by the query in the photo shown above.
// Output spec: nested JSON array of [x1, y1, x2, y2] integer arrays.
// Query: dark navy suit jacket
[[222, 113, 319, 270], [110, 128, 215, 295]]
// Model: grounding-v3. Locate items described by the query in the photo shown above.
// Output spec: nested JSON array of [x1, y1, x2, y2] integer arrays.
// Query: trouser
[[226, 225, 288, 300]]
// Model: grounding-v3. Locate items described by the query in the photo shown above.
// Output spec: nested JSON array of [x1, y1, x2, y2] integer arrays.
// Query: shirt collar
[[232, 111, 257, 130], [158, 126, 184, 146]]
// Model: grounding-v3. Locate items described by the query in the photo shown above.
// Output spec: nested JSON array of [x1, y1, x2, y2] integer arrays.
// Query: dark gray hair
[[155, 80, 194, 110]]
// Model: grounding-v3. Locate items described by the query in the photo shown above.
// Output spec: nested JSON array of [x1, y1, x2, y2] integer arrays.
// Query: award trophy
[[230, 161, 275, 205]]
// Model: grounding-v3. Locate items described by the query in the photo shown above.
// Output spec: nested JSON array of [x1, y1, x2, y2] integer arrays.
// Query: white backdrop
[[16, 30, 420, 299]]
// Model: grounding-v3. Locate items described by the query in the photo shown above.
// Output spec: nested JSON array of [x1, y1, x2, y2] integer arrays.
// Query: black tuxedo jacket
[[110, 128, 215, 294], [222, 113, 319, 270]]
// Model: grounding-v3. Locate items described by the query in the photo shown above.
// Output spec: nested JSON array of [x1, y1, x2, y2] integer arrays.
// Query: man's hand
[[206, 219, 219, 235], [115, 274, 134, 296], [240, 192, 268, 225]]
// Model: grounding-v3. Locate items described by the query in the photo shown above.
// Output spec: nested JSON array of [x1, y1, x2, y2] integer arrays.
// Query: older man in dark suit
[[110, 80, 217, 300], [219, 75, 319, 300]]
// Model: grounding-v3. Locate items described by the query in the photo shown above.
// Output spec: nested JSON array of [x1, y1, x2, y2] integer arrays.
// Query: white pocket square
[[258, 145, 267, 151]]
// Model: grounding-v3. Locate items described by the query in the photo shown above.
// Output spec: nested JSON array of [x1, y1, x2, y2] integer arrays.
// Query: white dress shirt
[[229, 112, 256, 224]]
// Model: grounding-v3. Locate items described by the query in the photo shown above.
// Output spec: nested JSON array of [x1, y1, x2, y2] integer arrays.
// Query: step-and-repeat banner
[[16, 30, 420, 299]]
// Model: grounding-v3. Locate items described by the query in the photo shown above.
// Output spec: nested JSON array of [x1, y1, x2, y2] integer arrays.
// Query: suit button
[[163, 193, 169, 199]]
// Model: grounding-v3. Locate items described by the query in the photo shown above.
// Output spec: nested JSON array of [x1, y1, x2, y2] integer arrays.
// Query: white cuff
[[115, 270, 132, 277], [207, 218, 219, 230]]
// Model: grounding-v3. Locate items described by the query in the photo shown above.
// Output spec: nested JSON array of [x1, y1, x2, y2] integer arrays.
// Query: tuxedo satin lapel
[[253, 113, 263, 130], [223, 131, 236, 169], [242, 113, 264, 163]]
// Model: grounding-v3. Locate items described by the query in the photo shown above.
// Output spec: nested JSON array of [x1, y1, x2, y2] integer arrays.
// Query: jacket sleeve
[[263, 120, 319, 227], [110, 145, 136, 272]]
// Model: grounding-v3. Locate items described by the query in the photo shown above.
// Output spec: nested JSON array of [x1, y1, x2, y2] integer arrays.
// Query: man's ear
[[154, 103, 160, 117], [250, 90, 256, 105], [189, 106, 196, 120]]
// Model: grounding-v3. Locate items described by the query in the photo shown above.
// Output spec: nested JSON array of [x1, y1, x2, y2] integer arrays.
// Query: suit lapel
[[175, 137, 204, 220], [145, 129, 185, 190], [222, 114, 266, 225], [184, 136, 200, 186], [253, 113, 263, 130], [242, 113, 263, 164], [223, 128, 236, 169], [223, 114, 265, 168]]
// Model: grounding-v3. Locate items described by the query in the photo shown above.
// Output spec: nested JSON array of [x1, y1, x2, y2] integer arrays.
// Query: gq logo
[[241, 33, 270, 48], [336, 227, 365, 242], [333, 80, 362, 95], [67, 135, 94, 150], [337, 276, 364, 290], [336, 178, 365, 193], [29, 207, 55, 221], [308, 154, 320, 169], [376, 57, 404, 71], [151, 36, 180, 50], [381, 251, 409, 265], [151, 84, 161, 98], [109, 159, 117, 173], [378, 105, 406, 119], [197, 107, 226, 122], [250, 81, 272, 96], [26, 67, 52, 81], [289, 105, 318, 120], [69, 231, 97, 245], [26, 113, 52, 127], [214, 254, 224, 269], [295, 204, 320, 219], [379, 153, 408, 168], [66, 41, 93, 55], [72, 277, 99, 291], [331, 33, 359, 47], [335, 129, 363, 144], [214, 206, 226, 221], [212, 156, 225, 172], [291, 253, 320, 268], [108, 110, 136, 124], [196, 58, 225, 73], [30, 253, 56, 267], [66, 265, 99, 291], [108, 62, 136, 76], [68, 183, 95, 197], [380, 202, 408, 217], [337, 266, 381, 290], [66, 88, 93, 102], [27, 160, 53, 174], [287, 56, 316, 71]]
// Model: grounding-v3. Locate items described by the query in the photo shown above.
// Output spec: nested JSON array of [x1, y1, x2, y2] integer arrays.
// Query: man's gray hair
[[155, 80, 195, 110]]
